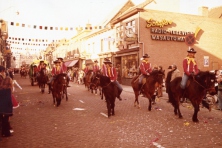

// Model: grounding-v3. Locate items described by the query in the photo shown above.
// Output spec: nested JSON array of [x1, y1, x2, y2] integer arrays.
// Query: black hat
[[187, 48, 196, 53], [103, 59, 112, 64], [57, 57, 64, 60], [168, 65, 172, 69], [94, 60, 98, 63], [53, 60, 61, 63], [142, 54, 150, 58], [103, 58, 109, 62], [40, 60, 44, 63]]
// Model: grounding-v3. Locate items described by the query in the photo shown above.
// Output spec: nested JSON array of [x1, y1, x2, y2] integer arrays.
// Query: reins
[[192, 75, 214, 91]]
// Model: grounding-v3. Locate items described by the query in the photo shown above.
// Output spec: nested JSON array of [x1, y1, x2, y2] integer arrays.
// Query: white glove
[[111, 80, 114, 82], [147, 73, 150, 76]]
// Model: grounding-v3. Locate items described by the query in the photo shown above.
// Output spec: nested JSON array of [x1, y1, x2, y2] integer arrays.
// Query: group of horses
[[31, 68, 69, 107], [89, 68, 216, 122]]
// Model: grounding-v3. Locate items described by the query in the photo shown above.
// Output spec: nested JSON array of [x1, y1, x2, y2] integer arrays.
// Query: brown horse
[[131, 69, 165, 111], [20, 69, 27, 78], [91, 73, 118, 117], [84, 70, 93, 92], [51, 73, 68, 107], [168, 71, 216, 122], [37, 68, 48, 93]]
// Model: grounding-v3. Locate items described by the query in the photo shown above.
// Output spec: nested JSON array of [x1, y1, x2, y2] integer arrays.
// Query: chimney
[[198, 6, 208, 17]]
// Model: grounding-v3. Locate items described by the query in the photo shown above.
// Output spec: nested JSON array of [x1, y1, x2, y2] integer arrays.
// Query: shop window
[[121, 54, 138, 78]]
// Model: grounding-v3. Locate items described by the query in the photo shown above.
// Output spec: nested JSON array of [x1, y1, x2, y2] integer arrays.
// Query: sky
[[1, 0, 222, 54]]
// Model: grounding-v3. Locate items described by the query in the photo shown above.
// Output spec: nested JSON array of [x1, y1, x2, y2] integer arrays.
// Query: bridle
[[192, 75, 215, 91]]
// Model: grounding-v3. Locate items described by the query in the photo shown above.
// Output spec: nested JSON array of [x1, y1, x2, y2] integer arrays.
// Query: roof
[[208, 6, 222, 18]]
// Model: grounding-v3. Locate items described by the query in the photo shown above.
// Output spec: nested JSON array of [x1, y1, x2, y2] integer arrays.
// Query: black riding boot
[[138, 83, 142, 94]]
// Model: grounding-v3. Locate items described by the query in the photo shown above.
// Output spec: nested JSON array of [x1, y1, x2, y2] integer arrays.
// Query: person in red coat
[[93, 60, 100, 73], [103, 59, 123, 100], [138, 53, 152, 90], [180, 48, 199, 89], [101, 58, 109, 76], [48, 60, 63, 94], [57, 57, 67, 73]]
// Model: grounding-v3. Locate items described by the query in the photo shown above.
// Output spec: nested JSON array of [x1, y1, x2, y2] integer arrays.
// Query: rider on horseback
[[138, 53, 152, 92], [102, 59, 123, 101], [47, 60, 63, 94], [57, 57, 70, 87], [180, 48, 199, 90], [37, 60, 47, 76]]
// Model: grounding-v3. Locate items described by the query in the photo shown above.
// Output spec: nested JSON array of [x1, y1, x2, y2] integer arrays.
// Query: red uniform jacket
[[93, 65, 100, 73], [139, 60, 152, 75], [51, 66, 62, 76], [104, 67, 117, 81], [84, 67, 89, 74], [61, 63, 67, 73], [183, 57, 199, 76]]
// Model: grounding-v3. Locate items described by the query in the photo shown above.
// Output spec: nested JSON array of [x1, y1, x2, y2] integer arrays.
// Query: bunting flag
[[9, 21, 107, 31]]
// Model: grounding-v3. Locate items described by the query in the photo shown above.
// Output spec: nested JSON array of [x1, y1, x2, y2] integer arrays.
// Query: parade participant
[[93, 60, 100, 73], [103, 59, 123, 101], [101, 58, 109, 76], [37, 60, 46, 72], [0, 65, 13, 137], [138, 53, 152, 91], [57, 57, 70, 87], [47, 60, 62, 94], [57, 57, 67, 73], [180, 48, 199, 90]]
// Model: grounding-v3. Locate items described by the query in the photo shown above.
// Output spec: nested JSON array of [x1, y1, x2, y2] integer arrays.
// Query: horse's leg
[[111, 98, 115, 116], [146, 94, 152, 111], [192, 101, 200, 122], [65, 87, 68, 101], [56, 97, 61, 107], [105, 97, 111, 117]]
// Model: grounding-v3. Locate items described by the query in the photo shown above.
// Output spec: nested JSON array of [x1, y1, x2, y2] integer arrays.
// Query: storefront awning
[[67, 60, 78, 67], [64, 61, 72, 67]]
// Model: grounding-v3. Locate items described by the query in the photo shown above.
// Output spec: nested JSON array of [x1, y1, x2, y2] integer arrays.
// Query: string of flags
[[9, 21, 107, 31]]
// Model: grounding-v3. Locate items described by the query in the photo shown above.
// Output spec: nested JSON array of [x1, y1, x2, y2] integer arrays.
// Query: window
[[121, 54, 138, 78]]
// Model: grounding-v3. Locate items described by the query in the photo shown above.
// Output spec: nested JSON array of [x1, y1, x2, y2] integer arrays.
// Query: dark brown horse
[[91, 73, 118, 117], [37, 68, 48, 93], [84, 70, 93, 92], [168, 71, 216, 122], [90, 70, 103, 96], [20, 69, 27, 78], [51, 73, 68, 107], [131, 69, 165, 111]]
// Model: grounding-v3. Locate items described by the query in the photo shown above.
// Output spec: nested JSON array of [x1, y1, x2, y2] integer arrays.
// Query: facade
[[51, 0, 222, 85]]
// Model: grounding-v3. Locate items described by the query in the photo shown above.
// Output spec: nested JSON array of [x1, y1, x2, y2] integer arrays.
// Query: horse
[[51, 73, 68, 107], [168, 71, 216, 122], [131, 69, 165, 110], [20, 69, 27, 78], [91, 74, 118, 117], [90, 71, 104, 100], [90, 70, 103, 96], [37, 68, 48, 93], [84, 70, 93, 92]]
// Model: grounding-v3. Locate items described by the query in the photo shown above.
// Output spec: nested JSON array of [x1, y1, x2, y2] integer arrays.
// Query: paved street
[[0, 74, 222, 148]]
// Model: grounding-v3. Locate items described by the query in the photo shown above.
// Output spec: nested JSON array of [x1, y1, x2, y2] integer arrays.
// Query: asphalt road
[[0, 74, 222, 148]]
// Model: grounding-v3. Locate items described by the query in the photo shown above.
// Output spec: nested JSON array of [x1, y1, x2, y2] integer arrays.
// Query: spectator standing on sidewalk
[[0, 65, 13, 137], [216, 71, 222, 110]]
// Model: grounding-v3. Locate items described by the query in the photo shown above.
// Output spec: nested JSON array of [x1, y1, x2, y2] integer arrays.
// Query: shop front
[[114, 48, 139, 85]]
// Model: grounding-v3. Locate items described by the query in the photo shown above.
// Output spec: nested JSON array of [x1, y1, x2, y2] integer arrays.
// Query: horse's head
[[90, 73, 101, 89], [55, 73, 68, 85], [150, 69, 165, 86], [195, 71, 216, 94]]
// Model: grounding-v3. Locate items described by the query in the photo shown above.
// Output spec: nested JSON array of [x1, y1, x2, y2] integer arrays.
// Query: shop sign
[[146, 18, 172, 28], [150, 28, 194, 42]]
